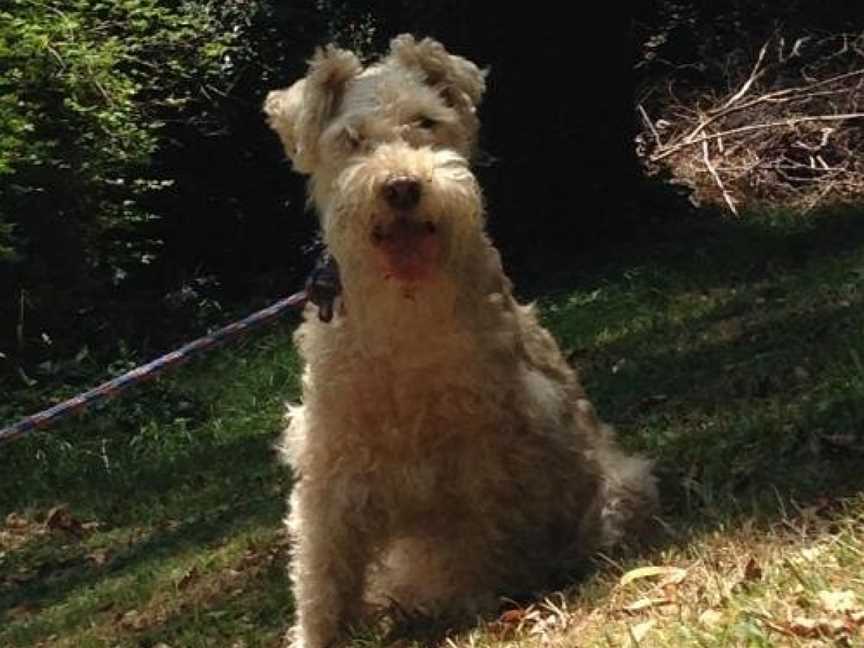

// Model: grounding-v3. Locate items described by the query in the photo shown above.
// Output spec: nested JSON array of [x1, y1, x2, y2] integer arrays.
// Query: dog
[[265, 34, 658, 648]]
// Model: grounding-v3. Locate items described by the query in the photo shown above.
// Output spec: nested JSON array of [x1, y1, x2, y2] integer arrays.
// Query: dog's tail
[[575, 399, 659, 551]]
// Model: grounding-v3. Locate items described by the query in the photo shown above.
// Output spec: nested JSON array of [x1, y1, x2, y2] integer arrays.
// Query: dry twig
[[639, 31, 864, 212]]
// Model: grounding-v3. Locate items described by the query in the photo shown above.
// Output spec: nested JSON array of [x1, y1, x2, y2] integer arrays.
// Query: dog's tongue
[[378, 220, 439, 282]]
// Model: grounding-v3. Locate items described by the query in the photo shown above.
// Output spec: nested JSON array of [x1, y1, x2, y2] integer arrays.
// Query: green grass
[[1, 328, 301, 646], [2, 208, 864, 646]]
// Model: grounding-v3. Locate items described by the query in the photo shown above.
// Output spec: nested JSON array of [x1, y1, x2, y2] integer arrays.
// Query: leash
[[0, 254, 343, 447]]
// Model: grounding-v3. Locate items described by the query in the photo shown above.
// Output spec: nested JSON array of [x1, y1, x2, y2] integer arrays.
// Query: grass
[[2, 207, 864, 646]]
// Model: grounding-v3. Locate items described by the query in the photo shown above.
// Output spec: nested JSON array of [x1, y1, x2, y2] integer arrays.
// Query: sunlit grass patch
[[2, 209, 864, 646]]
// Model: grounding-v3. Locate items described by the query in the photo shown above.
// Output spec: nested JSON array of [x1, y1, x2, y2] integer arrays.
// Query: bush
[[0, 0, 257, 283]]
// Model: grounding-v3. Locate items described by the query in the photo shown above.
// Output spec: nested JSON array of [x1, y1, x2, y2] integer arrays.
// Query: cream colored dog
[[265, 35, 657, 648]]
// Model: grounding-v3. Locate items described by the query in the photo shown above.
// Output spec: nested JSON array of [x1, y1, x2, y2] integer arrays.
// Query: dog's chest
[[345, 345, 509, 440]]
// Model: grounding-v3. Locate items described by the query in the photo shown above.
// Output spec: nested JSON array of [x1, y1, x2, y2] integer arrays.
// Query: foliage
[[0, 0, 258, 278], [0, 0, 312, 380]]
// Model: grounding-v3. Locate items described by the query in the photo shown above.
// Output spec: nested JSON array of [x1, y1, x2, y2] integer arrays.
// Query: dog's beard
[[372, 218, 442, 283]]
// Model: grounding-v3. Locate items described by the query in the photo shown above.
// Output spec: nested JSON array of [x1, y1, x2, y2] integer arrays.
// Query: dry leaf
[[742, 556, 762, 582], [498, 608, 527, 625], [629, 619, 656, 643], [658, 568, 688, 588], [177, 567, 199, 590], [5, 512, 28, 530], [789, 617, 818, 636], [45, 505, 83, 537], [818, 589, 858, 614], [620, 565, 687, 587], [623, 597, 671, 613], [698, 609, 723, 627], [788, 616, 847, 638], [117, 609, 147, 631], [798, 545, 828, 562], [87, 549, 111, 567]]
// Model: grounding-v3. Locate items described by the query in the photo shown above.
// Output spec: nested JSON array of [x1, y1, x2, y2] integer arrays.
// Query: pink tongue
[[378, 221, 439, 281]]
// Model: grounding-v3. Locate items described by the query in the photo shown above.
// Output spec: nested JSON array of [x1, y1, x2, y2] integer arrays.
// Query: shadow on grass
[[120, 552, 292, 648], [2, 511, 292, 647], [534, 206, 864, 525], [517, 205, 864, 300], [0, 432, 290, 624], [2, 206, 864, 644]]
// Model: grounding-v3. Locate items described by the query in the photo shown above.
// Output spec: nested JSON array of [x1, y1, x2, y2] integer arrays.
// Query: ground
[[1, 207, 863, 647]]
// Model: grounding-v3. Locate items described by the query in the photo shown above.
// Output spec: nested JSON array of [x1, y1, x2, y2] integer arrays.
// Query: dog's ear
[[389, 35, 487, 113], [264, 45, 362, 173]]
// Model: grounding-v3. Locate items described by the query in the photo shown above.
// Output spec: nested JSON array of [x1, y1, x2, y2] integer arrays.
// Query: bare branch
[[717, 41, 770, 112], [652, 113, 864, 162], [638, 104, 663, 149], [702, 139, 739, 214]]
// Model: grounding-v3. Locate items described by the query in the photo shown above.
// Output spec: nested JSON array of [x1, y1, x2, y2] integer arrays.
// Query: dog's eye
[[416, 116, 439, 130]]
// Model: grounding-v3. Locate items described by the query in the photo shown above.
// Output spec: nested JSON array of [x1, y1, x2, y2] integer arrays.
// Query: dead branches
[[638, 32, 864, 213]]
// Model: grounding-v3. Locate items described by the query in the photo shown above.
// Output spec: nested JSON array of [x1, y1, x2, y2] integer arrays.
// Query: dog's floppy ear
[[264, 45, 362, 173], [389, 35, 487, 113]]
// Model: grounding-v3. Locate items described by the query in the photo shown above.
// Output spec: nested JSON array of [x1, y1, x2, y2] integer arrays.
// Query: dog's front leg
[[286, 481, 373, 648]]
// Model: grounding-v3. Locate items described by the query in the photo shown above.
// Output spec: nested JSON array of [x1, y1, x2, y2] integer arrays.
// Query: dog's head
[[265, 35, 488, 287], [265, 35, 486, 174]]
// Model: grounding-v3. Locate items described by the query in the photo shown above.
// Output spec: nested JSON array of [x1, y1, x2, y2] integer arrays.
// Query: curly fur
[[265, 35, 658, 648]]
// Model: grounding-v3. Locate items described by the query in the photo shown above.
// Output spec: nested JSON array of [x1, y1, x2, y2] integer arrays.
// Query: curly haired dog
[[265, 35, 657, 648]]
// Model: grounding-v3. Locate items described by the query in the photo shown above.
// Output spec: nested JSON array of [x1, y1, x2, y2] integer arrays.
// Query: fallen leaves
[[763, 589, 864, 641], [616, 563, 690, 643], [742, 555, 763, 583], [2, 511, 46, 553], [86, 547, 112, 568], [114, 606, 170, 634], [4, 512, 29, 531], [612, 549, 864, 646], [623, 596, 673, 614], [698, 609, 724, 627], [818, 590, 858, 614], [175, 566, 200, 591], [116, 609, 148, 632], [628, 618, 656, 643], [767, 615, 858, 641], [619, 565, 687, 588], [490, 596, 576, 642], [789, 616, 847, 638], [45, 505, 84, 537]]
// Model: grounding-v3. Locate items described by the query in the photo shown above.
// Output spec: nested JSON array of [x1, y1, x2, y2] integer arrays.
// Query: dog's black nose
[[382, 176, 421, 211]]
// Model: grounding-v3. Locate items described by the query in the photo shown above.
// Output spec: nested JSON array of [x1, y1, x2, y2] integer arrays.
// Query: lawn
[[2, 208, 863, 647]]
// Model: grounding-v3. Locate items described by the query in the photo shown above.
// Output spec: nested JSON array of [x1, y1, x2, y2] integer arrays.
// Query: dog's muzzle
[[369, 174, 441, 283], [382, 175, 422, 211], [329, 143, 481, 284]]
